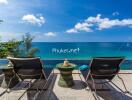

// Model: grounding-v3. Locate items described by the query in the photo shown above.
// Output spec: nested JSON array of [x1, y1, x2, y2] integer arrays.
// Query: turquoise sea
[[1, 42, 132, 70], [33, 42, 132, 59]]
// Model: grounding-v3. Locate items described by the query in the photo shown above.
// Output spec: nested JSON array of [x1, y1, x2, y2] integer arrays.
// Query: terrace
[[0, 60, 132, 100]]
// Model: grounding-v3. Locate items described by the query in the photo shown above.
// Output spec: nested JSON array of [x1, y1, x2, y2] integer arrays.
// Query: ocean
[[33, 42, 132, 60], [1, 42, 132, 70], [32, 42, 132, 70]]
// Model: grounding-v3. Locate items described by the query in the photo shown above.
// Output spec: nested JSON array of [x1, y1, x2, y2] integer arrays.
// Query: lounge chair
[[7, 57, 53, 99], [80, 57, 130, 99]]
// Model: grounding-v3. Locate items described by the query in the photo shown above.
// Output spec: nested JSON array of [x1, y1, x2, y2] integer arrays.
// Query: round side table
[[56, 63, 76, 87], [0, 65, 19, 88]]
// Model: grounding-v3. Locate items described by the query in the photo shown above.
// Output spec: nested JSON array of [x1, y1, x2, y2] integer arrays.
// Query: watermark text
[[52, 48, 80, 54]]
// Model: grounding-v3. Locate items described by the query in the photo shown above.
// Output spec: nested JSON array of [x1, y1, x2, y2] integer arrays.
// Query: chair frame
[[84, 57, 130, 100], [6, 57, 54, 100]]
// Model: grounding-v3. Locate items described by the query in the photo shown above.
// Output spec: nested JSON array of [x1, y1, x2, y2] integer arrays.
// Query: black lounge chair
[[7, 57, 53, 99], [81, 57, 130, 99]]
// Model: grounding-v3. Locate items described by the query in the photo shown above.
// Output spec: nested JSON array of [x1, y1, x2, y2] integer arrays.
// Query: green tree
[[0, 40, 22, 58], [0, 33, 39, 58], [20, 33, 39, 57]]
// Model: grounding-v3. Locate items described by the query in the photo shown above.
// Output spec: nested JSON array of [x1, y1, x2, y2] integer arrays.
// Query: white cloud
[[66, 29, 77, 33], [75, 23, 93, 32], [67, 14, 132, 33], [112, 11, 119, 16], [44, 32, 57, 37], [67, 22, 93, 33], [0, 0, 8, 4], [87, 14, 132, 30], [22, 14, 45, 26]]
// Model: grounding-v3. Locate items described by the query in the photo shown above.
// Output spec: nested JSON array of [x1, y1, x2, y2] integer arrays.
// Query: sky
[[0, 0, 132, 42]]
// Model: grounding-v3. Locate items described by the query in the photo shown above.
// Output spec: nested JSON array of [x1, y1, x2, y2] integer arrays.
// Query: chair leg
[[79, 71, 100, 100], [6, 74, 16, 93], [117, 75, 130, 94], [90, 74, 100, 100], [32, 71, 54, 100], [32, 79, 48, 100], [33, 73, 53, 100], [6, 74, 33, 100], [17, 80, 35, 100], [78, 70, 84, 83]]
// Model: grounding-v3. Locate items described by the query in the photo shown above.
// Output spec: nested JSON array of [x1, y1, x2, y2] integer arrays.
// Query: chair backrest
[[7, 57, 46, 80], [89, 57, 124, 80]]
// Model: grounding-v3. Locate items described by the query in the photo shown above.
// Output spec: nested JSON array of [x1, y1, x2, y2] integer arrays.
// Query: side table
[[0, 65, 19, 88], [56, 63, 76, 87]]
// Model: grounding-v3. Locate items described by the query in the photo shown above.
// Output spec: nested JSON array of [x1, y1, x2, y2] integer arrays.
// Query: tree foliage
[[20, 33, 39, 57], [0, 40, 22, 58], [0, 33, 39, 58]]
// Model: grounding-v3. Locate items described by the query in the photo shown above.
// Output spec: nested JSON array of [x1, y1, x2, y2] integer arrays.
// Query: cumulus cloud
[[112, 11, 119, 16], [67, 22, 93, 33], [66, 29, 77, 33], [0, 0, 8, 4], [22, 14, 45, 26], [44, 32, 57, 37], [86, 14, 132, 30], [66, 14, 132, 33]]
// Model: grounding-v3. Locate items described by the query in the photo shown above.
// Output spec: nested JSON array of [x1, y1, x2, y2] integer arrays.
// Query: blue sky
[[0, 0, 132, 42]]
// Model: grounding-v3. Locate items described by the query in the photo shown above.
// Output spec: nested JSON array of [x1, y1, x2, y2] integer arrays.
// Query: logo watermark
[[52, 48, 80, 54]]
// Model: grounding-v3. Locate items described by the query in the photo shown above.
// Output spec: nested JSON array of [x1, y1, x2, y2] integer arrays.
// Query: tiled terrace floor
[[0, 70, 132, 100]]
